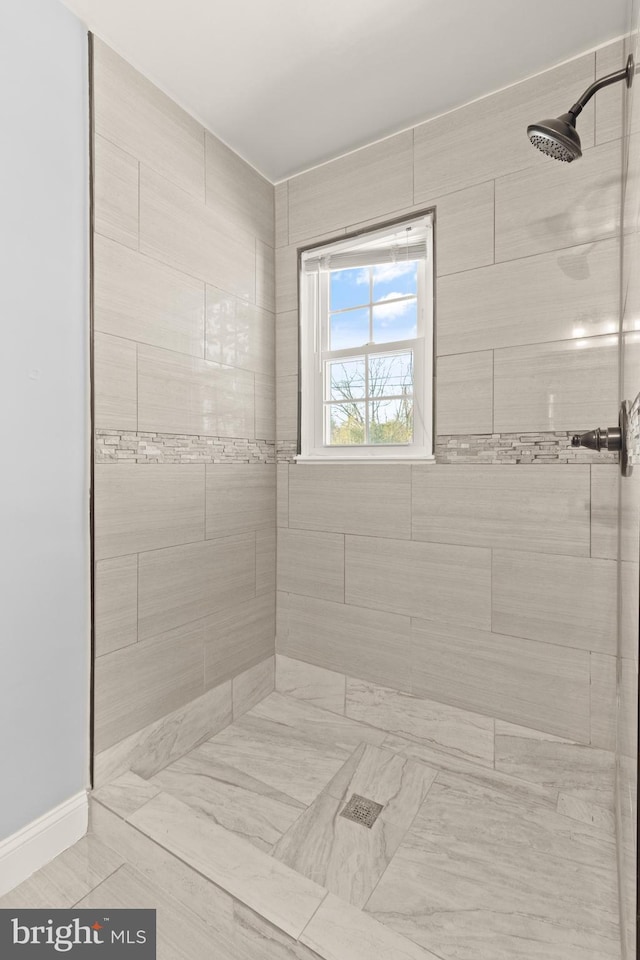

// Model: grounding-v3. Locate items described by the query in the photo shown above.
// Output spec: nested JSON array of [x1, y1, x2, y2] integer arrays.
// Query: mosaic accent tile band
[[274, 433, 618, 464], [95, 430, 275, 464]]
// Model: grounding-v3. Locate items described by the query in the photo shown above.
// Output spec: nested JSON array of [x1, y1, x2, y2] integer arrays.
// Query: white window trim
[[298, 214, 435, 463]]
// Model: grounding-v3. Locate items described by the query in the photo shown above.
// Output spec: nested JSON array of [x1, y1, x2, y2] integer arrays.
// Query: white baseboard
[[0, 791, 88, 898]]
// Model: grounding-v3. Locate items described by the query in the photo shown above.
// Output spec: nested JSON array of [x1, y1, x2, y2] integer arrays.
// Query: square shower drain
[[339, 793, 384, 828]]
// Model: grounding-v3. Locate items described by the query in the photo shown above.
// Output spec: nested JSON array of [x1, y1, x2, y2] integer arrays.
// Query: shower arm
[[568, 55, 635, 120]]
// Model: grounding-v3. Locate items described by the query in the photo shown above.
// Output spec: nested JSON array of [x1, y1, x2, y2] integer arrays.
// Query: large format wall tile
[[432, 181, 494, 276], [138, 533, 255, 640], [278, 593, 412, 692], [139, 166, 255, 301], [205, 285, 274, 376], [595, 40, 626, 146], [414, 54, 595, 201], [493, 337, 618, 432], [492, 551, 617, 654], [204, 594, 275, 689], [436, 351, 493, 434], [410, 618, 591, 742], [93, 135, 138, 250], [276, 376, 298, 442], [276, 655, 346, 714], [255, 375, 275, 441], [232, 655, 275, 719], [277, 528, 345, 602], [277, 464, 289, 528], [494, 139, 621, 261], [137, 343, 255, 438], [437, 238, 619, 355], [288, 131, 413, 242], [95, 555, 137, 658], [94, 464, 205, 560], [93, 39, 205, 200], [94, 236, 205, 358], [275, 181, 288, 247], [256, 530, 276, 596], [590, 653, 617, 751], [256, 239, 276, 313], [345, 535, 491, 629], [205, 132, 274, 245], [93, 333, 137, 431], [289, 464, 411, 539], [412, 464, 590, 556], [591, 464, 639, 562], [276, 310, 298, 380], [205, 464, 275, 539], [94, 622, 204, 752]]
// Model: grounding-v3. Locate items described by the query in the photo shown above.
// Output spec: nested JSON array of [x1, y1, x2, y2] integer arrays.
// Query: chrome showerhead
[[527, 113, 581, 163]]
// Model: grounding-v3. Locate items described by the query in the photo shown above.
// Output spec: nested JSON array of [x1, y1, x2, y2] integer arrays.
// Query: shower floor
[[2, 684, 620, 960]]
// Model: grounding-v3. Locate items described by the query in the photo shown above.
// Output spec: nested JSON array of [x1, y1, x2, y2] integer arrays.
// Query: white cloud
[[372, 261, 416, 284], [373, 296, 414, 322]]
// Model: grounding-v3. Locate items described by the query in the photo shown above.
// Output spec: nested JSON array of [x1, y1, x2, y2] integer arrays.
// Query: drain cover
[[339, 793, 384, 828]]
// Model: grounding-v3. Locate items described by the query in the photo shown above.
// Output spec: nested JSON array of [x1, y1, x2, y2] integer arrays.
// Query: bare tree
[[329, 356, 413, 444]]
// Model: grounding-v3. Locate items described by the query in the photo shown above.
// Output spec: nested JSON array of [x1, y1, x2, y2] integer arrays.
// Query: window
[[299, 214, 434, 461]]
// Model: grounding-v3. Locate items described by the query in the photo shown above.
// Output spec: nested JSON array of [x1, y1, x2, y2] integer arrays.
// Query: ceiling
[[59, 0, 629, 182]]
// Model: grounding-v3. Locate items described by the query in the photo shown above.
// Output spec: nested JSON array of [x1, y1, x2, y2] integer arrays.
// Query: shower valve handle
[[571, 426, 622, 452]]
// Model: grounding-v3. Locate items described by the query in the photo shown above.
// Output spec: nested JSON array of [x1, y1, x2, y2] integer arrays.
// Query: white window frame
[[298, 214, 434, 462]]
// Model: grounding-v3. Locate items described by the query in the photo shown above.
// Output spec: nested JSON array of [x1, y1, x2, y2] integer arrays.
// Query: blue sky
[[329, 262, 418, 349]]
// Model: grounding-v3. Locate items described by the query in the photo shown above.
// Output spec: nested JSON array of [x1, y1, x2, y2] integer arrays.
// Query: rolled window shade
[[301, 240, 427, 273]]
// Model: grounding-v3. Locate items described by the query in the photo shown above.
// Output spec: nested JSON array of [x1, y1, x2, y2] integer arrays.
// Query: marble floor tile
[[76, 863, 228, 960], [128, 791, 328, 939], [149, 746, 306, 851], [232, 903, 324, 960], [0, 835, 124, 909], [301, 893, 441, 960], [276, 655, 346, 715], [556, 793, 616, 840], [346, 679, 494, 767], [197, 710, 350, 805], [494, 720, 615, 812], [251, 692, 387, 753], [380, 732, 558, 808], [273, 743, 436, 908], [92, 771, 162, 819], [366, 771, 620, 960]]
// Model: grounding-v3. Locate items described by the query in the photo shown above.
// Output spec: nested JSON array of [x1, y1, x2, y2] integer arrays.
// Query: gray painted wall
[[0, 0, 89, 839]]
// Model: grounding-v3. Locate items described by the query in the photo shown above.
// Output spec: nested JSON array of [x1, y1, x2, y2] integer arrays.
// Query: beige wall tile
[[255, 375, 275, 441], [591, 653, 617, 751], [276, 310, 298, 380], [94, 621, 204, 752], [205, 464, 275, 539], [621, 561, 640, 661], [590, 464, 619, 560], [436, 351, 493, 434], [437, 238, 619, 355], [275, 245, 298, 314], [276, 376, 298, 442], [205, 285, 274, 376], [346, 535, 491, 629], [275, 181, 288, 247], [93, 39, 205, 200], [495, 140, 621, 262], [596, 40, 626, 145], [493, 337, 618, 432], [279, 593, 412, 692], [620, 470, 640, 563], [277, 464, 289, 528], [94, 135, 138, 250], [256, 239, 276, 312], [138, 343, 255, 438], [414, 54, 595, 201], [411, 618, 591, 742], [95, 555, 137, 657], [256, 530, 276, 596], [433, 181, 494, 276], [618, 657, 638, 759], [288, 132, 413, 242], [138, 533, 255, 640], [95, 464, 204, 561], [94, 333, 137, 431], [492, 550, 617, 655], [94, 236, 205, 357], [276, 655, 346, 714], [412, 464, 590, 556], [205, 132, 274, 244], [139, 166, 255, 301], [278, 528, 344, 602], [290, 464, 411, 539], [232, 656, 275, 719], [204, 594, 275, 690]]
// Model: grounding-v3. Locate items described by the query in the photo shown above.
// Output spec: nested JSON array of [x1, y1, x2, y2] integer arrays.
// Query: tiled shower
[[3, 8, 638, 960]]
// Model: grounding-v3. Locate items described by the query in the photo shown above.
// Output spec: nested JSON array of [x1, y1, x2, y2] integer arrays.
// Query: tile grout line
[[70, 862, 125, 909]]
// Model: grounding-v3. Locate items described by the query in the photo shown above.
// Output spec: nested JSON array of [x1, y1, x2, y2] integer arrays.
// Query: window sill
[[295, 454, 436, 465]]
